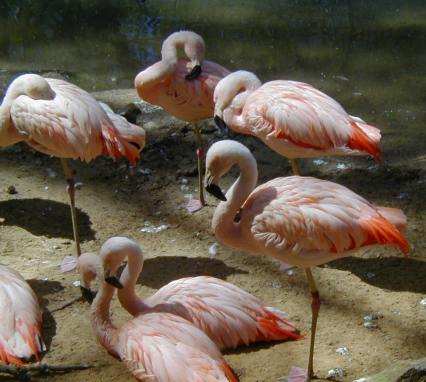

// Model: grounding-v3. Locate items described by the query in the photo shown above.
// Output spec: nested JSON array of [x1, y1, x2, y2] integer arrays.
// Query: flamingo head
[[10, 74, 56, 101], [77, 252, 103, 304], [100, 236, 143, 290]]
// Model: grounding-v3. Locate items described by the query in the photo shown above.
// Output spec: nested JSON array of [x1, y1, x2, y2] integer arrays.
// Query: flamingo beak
[[185, 64, 202, 80], [205, 173, 227, 201], [105, 275, 124, 289], [214, 115, 228, 135], [80, 286, 96, 304]]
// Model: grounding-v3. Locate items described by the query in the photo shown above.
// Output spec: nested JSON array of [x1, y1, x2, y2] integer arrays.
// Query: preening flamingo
[[204, 140, 408, 379], [213, 71, 382, 175], [134, 30, 230, 209], [78, 251, 238, 381], [0, 264, 45, 365], [87, 236, 301, 350], [0, 74, 145, 258]]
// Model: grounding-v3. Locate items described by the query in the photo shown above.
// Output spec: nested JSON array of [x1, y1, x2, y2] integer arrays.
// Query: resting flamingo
[[78, 251, 238, 381], [204, 140, 408, 379], [0, 264, 45, 365], [0, 73, 145, 258], [213, 70, 382, 175], [134, 30, 230, 210], [82, 236, 301, 350]]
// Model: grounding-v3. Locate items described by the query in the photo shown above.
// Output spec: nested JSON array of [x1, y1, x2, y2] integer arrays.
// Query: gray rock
[[354, 358, 426, 382]]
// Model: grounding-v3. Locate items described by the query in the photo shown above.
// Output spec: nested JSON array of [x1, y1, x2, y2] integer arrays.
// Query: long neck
[[223, 91, 253, 134], [91, 282, 119, 357], [212, 153, 258, 250], [117, 250, 149, 316], [0, 94, 24, 147]]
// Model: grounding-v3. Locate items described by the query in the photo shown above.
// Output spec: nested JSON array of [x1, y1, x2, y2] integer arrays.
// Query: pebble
[[327, 367, 346, 378], [72, 280, 81, 287], [140, 222, 170, 233], [6, 185, 17, 194], [208, 242, 218, 257], [420, 298, 426, 307], [335, 346, 350, 356]]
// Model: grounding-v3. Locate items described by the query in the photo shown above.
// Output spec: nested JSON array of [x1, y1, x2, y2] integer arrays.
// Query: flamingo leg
[[193, 123, 205, 206], [305, 267, 320, 380], [60, 158, 81, 257], [290, 159, 300, 175]]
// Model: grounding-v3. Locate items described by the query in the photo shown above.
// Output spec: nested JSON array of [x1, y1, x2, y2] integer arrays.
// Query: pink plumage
[[94, 237, 301, 350], [214, 71, 381, 163], [1, 74, 144, 165], [78, 251, 238, 382], [134, 31, 230, 122], [0, 264, 44, 365]]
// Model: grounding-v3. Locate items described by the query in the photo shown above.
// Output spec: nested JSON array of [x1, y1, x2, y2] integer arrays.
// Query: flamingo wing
[[0, 265, 44, 365], [148, 276, 301, 350], [242, 176, 408, 262], [10, 78, 139, 163], [119, 312, 237, 382], [244, 81, 381, 158]]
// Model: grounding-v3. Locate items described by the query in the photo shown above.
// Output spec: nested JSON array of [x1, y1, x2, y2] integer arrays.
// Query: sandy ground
[[0, 112, 425, 381]]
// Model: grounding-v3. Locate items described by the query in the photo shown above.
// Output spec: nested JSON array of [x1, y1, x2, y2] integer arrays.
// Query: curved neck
[[91, 282, 119, 357], [0, 94, 24, 147], [223, 91, 252, 134], [213, 152, 258, 249], [117, 247, 149, 316], [135, 60, 176, 93]]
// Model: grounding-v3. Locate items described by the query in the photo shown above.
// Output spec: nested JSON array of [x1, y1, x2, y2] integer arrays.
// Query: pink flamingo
[[0, 264, 45, 365], [0, 73, 145, 258], [204, 140, 408, 379], [134, 30, 230, 210], [78, 251, 238, 381], [213, 71, 382, 175], [88, 236, 301, 351]]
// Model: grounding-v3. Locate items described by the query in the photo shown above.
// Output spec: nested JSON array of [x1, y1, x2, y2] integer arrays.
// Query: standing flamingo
[[213, 71, 382, 175], [0, 73, 145, 258], [134, 30, 230, 210], [78, 251, 238, 381], [204, 140, 408, 379], [84, 236, 301, 351], [0, 264, 45, 365]]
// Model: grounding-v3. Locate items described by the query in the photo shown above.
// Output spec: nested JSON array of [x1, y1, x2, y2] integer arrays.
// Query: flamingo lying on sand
[[81, 236, 301, 350], [204, 140, 408, 380], [0, 74, 145, 258], [135, 30, 230, 210], [0, 264, 45, 365], [213, 70, 381, 175], [78, 250, 238, 381]]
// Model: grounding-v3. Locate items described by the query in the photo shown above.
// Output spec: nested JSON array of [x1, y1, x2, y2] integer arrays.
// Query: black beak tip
[[205, 183, 227, 201], [185, 64, 202, 80], [80, 286, 96, 304], [105, 276, 124, 289], [214, 115, 228, 135]]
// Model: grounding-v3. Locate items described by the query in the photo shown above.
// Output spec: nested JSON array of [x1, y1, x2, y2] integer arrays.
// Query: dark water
[[0, 0, 425, 162]]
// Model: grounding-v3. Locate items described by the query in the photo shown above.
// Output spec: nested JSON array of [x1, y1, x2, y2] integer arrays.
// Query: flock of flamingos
[[0, 30, 409, 381]]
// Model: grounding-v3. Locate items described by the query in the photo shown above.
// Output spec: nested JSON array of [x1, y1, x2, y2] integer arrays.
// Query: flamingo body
[[214, 71, 381, 162], [134, 31, 230, 123], [206, 140, 407, 269], [79, 251, 238, 382], [2, 74, 143, 164], [136, 58, 230, 122], [0, 264, 44, 365]]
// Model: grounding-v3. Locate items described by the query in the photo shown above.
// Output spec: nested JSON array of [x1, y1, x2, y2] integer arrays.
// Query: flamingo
[[0, 264, 45, 365], [80, 236, 301, 351], [134, 30, 230, 210], [204, 140, 408, 379], [77, 251, 238, 381], [0, 73, 145, 258], [213, 70, 382, 175]]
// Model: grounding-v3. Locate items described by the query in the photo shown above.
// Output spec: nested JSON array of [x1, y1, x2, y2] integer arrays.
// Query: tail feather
[[220, 361, 239, 382], [100, 123, 140, 166], [255, 309, 303, 342], [376, 207, 407, 232], [348, 122, 382, 164], [360, 216, 409, 255]]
